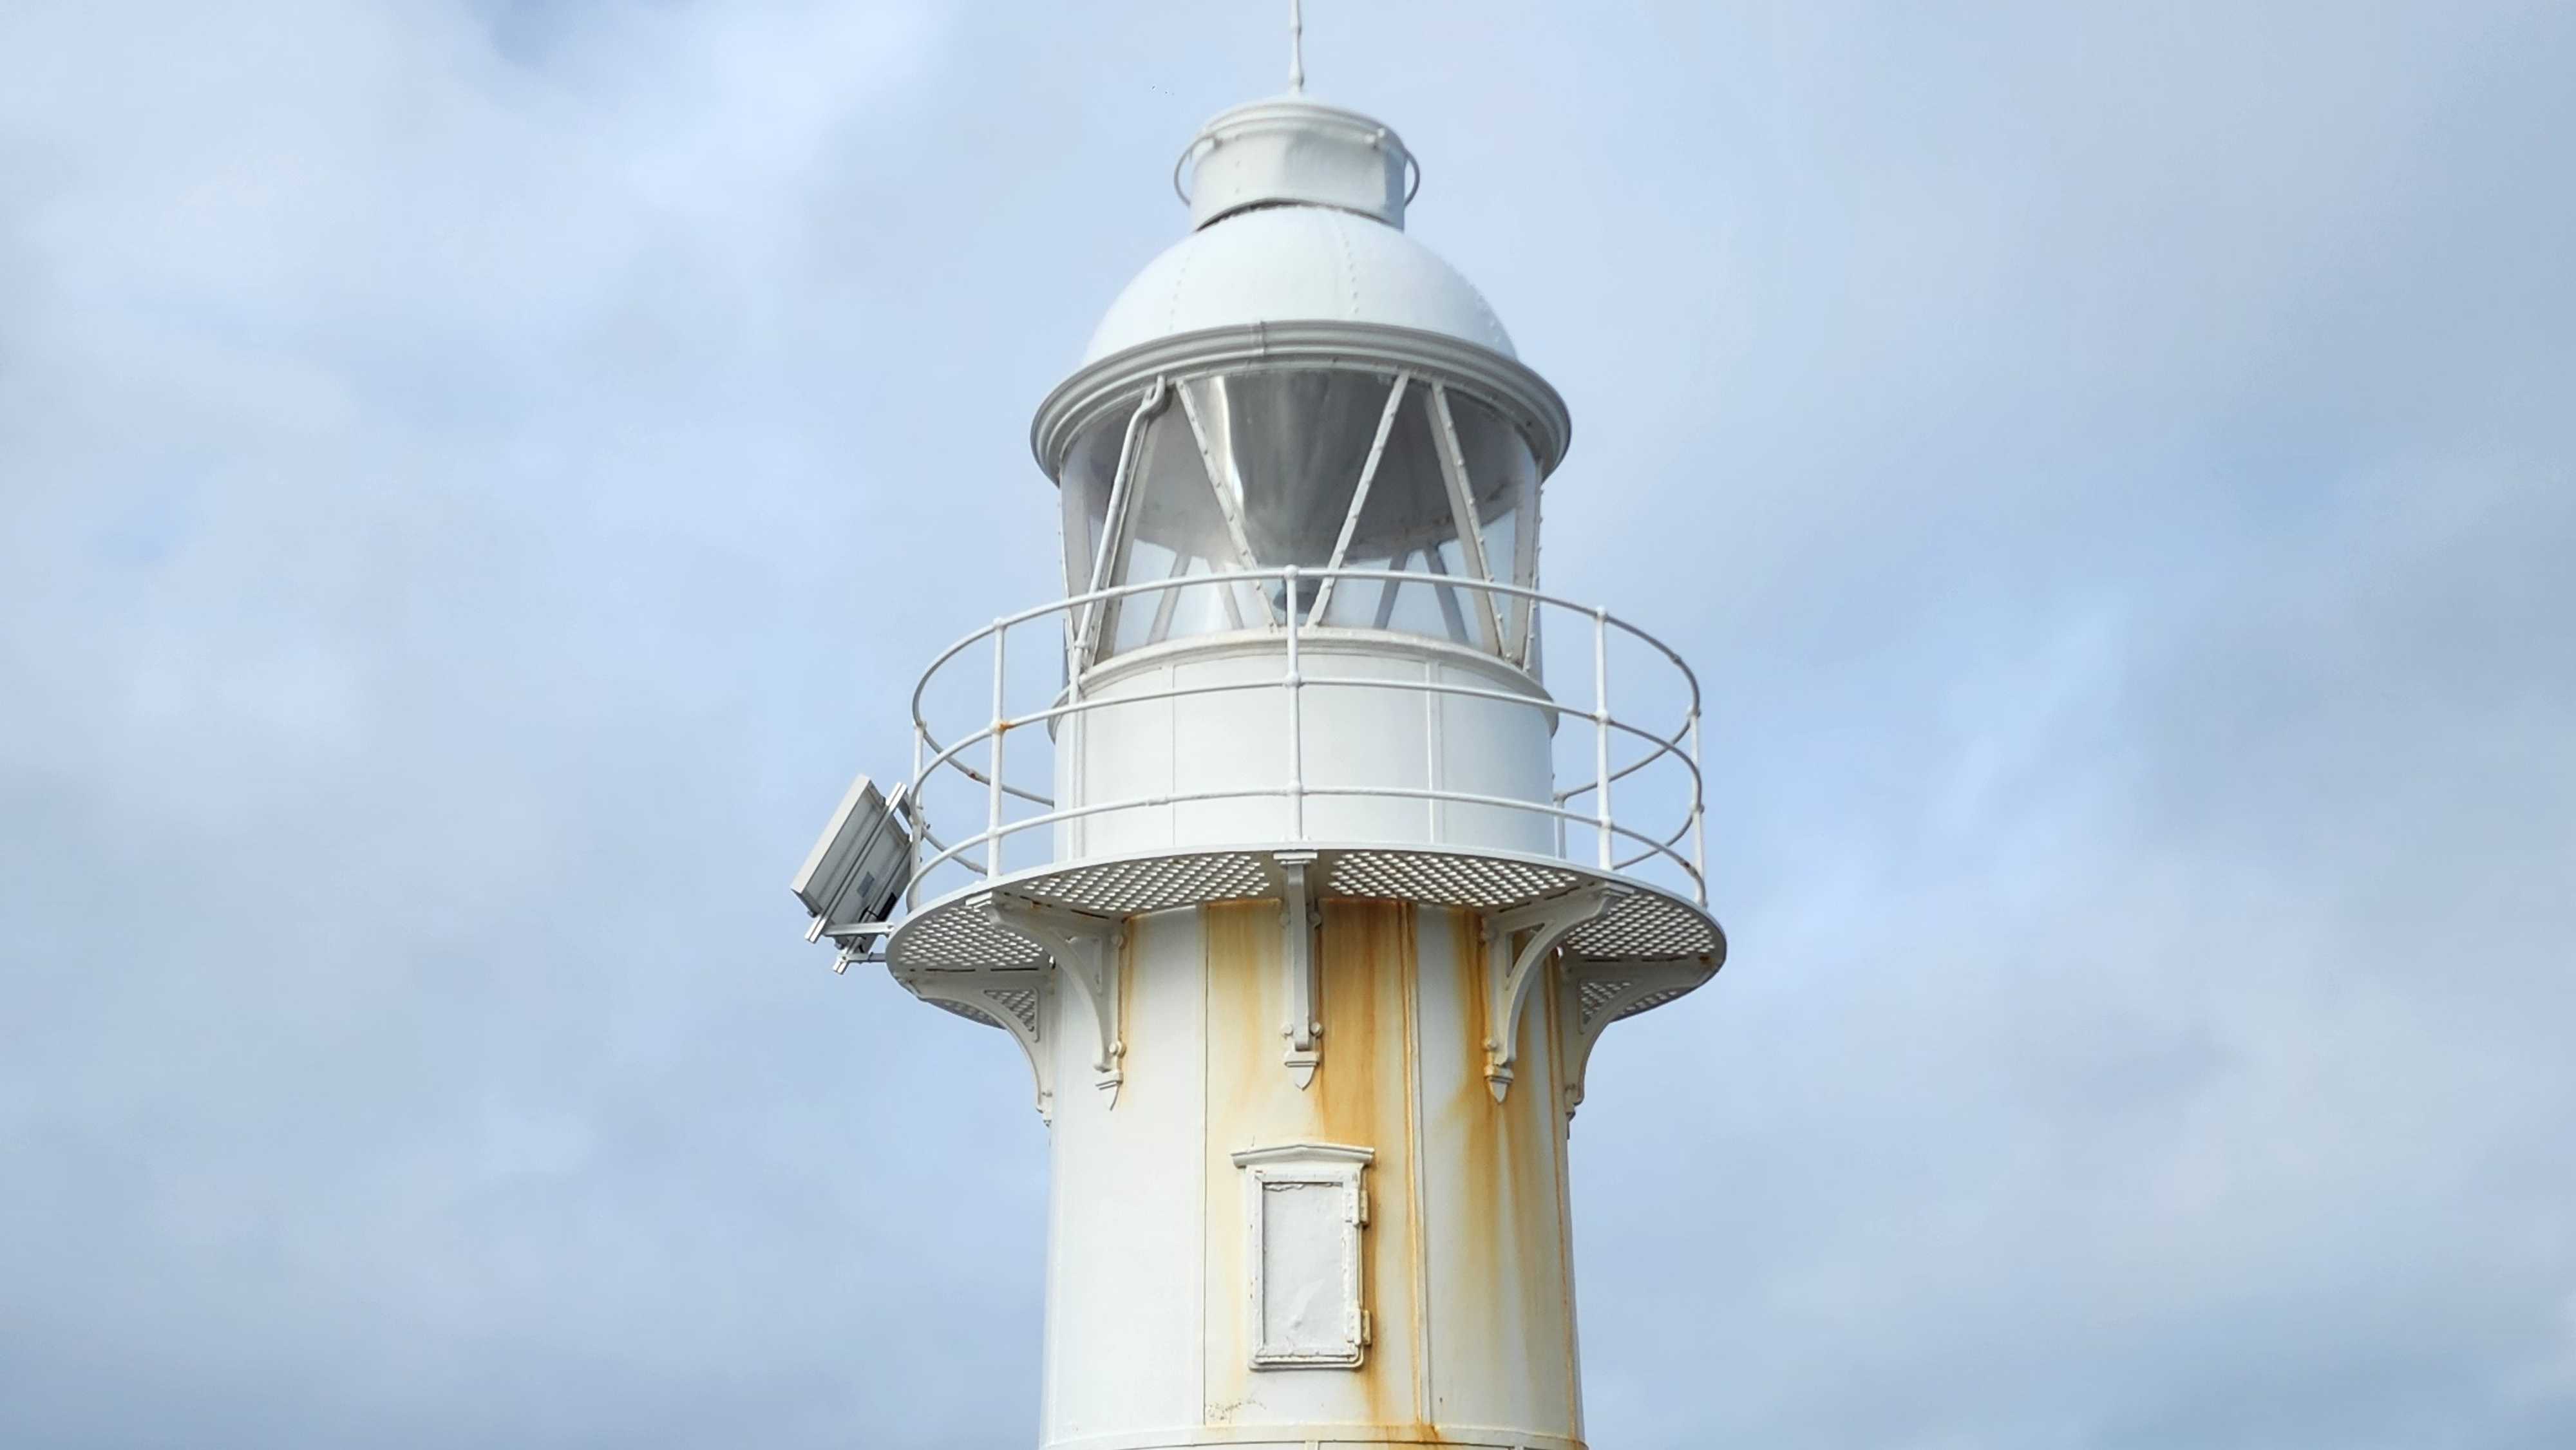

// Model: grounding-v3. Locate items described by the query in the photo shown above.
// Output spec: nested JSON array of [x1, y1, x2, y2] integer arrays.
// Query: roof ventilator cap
[[1177, 97, 1417, 231]]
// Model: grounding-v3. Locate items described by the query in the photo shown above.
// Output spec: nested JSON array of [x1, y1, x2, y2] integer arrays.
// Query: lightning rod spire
[[1288, 0, 1305, 93]]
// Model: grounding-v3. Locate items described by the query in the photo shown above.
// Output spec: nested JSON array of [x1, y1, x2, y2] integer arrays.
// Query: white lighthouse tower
[[794, 48, 1727, 1450]]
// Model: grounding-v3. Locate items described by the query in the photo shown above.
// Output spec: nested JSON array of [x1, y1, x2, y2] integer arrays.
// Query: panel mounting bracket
[[820, 921, 895, 974], [988, 891, 1127, 1107], [1480, 884, 1620, 1102]]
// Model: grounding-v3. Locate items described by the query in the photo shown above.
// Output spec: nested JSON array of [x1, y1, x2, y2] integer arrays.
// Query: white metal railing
[[897, 566, 1707, 912]]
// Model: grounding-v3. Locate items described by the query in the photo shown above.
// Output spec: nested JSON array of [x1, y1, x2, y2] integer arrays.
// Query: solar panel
[[790, 773, 912, 932]]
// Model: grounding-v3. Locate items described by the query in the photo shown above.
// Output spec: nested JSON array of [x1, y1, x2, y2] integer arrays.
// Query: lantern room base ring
[[884, 841, 1725, 1122]]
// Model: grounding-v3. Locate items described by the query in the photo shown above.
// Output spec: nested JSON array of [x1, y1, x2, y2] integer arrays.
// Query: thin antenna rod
[[1288, 0, 1305, 93]]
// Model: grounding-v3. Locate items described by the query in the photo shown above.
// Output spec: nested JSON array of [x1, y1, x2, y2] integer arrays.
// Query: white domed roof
[[1081, 204, 1516, 365]]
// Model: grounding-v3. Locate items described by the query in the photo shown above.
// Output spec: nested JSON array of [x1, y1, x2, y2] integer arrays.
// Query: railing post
[[1551, 597, 1566, 857], [909, 719, 926, 912], [1687, 707, 1706, 905], [1283, 566, 1305, 842], [1593, 608, 1613, 870], [988, 619, 1008, 880], [1059, 594, 1084, 866]]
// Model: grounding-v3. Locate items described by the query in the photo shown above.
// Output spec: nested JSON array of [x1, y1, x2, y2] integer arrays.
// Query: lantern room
[[1031, 97, 1571, 675]]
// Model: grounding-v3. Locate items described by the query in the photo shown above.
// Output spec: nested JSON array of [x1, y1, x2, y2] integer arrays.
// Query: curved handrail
[[909, 784, 1696, 899], [911, 665, 1705, 847], [910, 672, 1707, 874], [895, 565, 1710, 910], [1558, 713, 1694, 804], [907, 567, 1702, 730]]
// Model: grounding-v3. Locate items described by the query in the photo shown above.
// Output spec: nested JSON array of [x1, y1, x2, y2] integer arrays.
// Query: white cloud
[[3, 3, 2570, 1447]]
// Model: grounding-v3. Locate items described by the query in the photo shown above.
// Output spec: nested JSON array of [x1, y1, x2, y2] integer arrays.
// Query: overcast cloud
[[3, 3, 2571, 1447]]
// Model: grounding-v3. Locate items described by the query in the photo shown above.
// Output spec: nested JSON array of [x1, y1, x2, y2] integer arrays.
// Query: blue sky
[[4, 3, 2571, 1446]]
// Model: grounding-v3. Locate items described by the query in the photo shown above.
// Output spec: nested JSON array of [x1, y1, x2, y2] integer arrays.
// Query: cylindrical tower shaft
[[1043, 900, 1583, 1449]]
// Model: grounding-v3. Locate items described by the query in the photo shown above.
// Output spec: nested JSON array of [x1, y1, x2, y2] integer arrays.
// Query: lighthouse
[[793, 61, 1727, 1450]]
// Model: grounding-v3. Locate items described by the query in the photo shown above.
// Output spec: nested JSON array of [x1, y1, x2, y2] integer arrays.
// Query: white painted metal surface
[[793, 72, 1731, 1450], [1063, 631, 1555, 860], [1074, 87, 1497, 366], [1083, 207, 1510, 365], [1178, 97, 1415, 232]]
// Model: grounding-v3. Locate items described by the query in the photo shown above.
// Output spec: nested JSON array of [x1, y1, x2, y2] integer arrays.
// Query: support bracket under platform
[[1481, 884, 1620, 1102], [896, 965, 1054, 1120], [988, 892, 1126, 1107], [1557, 956, 1719, 1123], [1276, 851, 1323, 1089]]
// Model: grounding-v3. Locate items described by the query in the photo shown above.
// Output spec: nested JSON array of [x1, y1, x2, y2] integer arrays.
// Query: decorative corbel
[[1555, 957, 1717, 1123], [989, 892, 1127, 1107], [1276, 851, 1323, 1088], [1481, 885, 1620, 1102], [897, 966, 1055, 1121]]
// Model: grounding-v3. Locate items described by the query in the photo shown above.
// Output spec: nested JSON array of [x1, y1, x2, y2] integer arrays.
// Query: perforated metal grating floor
[[1565, 887, 1722, 960], [1612, 983, 1695, 1022], [1325, 849, 1584, 909], [925, 997, 1006, 1030], [1034, 851, 1275, 916], [1577, 976, 1629, 1028], [887, 842, 1725, 1028]]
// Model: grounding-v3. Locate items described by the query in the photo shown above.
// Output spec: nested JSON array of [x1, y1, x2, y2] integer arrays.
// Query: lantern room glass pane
[[1446, 388, 1538, 587], [1097, 405, 1265, 654], [1340, 380, 1453, 571], [1197, 370, 1394, 568], [1450, 387, 1539, 659], [1060, 408, 1126, 598], [1064, 367, 1545, 664]]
